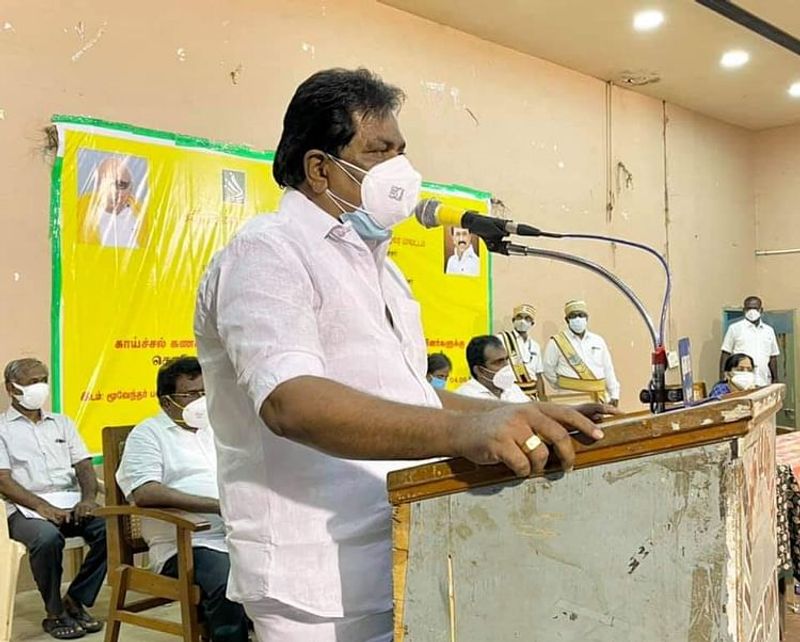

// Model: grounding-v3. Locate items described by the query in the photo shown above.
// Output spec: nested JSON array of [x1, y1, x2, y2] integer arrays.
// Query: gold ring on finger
[[521, 434, 543, 455]]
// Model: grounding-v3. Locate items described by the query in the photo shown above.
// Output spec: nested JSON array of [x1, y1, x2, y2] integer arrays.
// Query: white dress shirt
[[455, 378, 530, 403], [721, 319, 780, 386], [445, 246, 480, 276], [501, 331, 544, 377], [96, 206, 141, 248], [542, 329, 621, 400], [194, 189, 441, 617], [115, 412, 226, 573], [0, 407, 90, 516]]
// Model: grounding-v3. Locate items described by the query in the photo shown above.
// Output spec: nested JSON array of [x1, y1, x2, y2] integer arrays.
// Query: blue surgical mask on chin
[[430, 376, 447, 390], [326, 189, 393, 242], [339, 210, 393, 242]]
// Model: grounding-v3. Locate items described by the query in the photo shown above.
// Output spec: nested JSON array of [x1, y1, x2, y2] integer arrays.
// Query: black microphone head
[[413, 199, 442, 229]]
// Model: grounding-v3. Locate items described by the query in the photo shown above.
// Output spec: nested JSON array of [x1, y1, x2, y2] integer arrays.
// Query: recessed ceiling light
[[633, 10, 665, 32], [789, 82, 800, 98], [720, 50, 750, 68]]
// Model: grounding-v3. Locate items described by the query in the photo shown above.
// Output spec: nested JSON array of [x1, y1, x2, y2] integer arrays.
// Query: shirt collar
[[156, 409, 180, 429], [468, 378, 499, 398], [4, 405, 55, 423], [157, 410, 209, 435], [281, 188, 349, 240], [283, 189, 396, 266], [457, 246, 477, 260], [282, 188, 392, 256]]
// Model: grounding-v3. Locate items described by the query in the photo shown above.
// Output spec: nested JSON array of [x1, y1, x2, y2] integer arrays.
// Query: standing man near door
[[720, 295, 780, 387]]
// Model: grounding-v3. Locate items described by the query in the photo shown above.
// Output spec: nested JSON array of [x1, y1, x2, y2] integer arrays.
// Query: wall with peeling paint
[[0, 0, 757, 409]]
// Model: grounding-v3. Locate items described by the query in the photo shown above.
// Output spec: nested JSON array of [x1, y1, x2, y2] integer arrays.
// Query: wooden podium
[[388, 385, 784, 642]]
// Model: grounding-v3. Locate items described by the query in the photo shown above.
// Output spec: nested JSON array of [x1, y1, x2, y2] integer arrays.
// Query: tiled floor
[[11, 586, 180, 641], [787, 604, 800, 642], [12, 585, 800, 641]]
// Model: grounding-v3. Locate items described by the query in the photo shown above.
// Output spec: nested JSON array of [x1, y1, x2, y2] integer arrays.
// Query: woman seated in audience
[[426, 352, 452, 390], [709, 352, 756, 397]]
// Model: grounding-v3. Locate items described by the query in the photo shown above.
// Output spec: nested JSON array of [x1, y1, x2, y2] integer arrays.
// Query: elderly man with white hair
[[79, 156, 146, 248], [542, 300, 621, 406]]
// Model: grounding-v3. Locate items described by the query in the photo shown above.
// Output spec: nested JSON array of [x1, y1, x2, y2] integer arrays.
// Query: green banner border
[[51, 115, 276, 161], [49, 155, 64, 412]]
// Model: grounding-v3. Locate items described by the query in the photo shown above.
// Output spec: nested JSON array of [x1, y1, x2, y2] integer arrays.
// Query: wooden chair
[[95, 425, 210, 642], [0, 471, 106, 641], [0, 503, 25, 642]]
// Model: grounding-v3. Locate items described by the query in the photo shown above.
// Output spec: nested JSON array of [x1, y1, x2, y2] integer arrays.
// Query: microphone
[[413, 198, 544, 239]]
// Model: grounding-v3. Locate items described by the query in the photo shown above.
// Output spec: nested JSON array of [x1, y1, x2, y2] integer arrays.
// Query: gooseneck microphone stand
[[479, 232, 672, 414]]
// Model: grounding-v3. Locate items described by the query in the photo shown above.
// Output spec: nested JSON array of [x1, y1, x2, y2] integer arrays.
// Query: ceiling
[[379, 0, 800, 130]]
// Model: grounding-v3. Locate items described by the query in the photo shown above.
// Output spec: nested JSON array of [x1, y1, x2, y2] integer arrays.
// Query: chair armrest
[[94, 505, 212, 532]]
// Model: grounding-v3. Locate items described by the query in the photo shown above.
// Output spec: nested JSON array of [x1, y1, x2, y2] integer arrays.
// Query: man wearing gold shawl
[[542, 300, 620, 405], [497, 303, 546, 400]]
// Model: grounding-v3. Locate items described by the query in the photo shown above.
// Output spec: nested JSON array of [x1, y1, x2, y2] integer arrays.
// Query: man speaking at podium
[[195, 68, 610, 641]]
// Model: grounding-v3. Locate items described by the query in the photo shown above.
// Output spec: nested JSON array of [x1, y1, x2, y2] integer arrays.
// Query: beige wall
[[755, 122, 800, 294], [755, 123, 800, 414], [0, 0, 758, 408]]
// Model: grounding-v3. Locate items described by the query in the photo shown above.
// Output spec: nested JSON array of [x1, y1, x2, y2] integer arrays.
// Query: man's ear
[[304, 150, 330, 195]]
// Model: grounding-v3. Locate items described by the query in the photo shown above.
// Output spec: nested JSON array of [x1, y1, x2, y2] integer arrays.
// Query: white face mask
[[568, 316, 588, 334], [181, 397, 210, 430], [744, 309, 761, 323], [327, 154, 422, 229], [514, 319, 533, 333], [731, 371, 756, 390], [490, 365, 516, 391], [12, 382, 50, 411]]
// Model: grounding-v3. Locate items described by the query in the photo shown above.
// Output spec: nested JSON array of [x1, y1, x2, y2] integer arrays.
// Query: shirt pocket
[[387, 296, 426, 376], [588, 346, 606, 375], [759, 334, 776, 356], [7, 443, 48, 488]]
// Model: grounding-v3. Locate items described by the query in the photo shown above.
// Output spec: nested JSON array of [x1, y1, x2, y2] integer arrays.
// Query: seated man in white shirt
[[0, 358, 105, 640], [456, 335, 531, 403], [116, 357, 249, 642]]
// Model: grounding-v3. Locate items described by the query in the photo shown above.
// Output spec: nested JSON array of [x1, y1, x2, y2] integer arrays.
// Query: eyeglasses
[[168, 390, 205, 402], [115, 180, 132, 190]]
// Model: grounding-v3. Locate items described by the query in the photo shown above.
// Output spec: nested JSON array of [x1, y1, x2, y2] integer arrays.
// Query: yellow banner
[[52, 117, 491, 451]]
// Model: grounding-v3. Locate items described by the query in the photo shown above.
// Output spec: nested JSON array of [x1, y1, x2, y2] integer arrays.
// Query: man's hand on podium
[[454, 402, 617, 478], [573, 402, 620, 423]]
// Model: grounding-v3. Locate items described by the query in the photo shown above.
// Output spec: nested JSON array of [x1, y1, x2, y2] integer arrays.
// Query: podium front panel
[[392, 387, 782, 642]]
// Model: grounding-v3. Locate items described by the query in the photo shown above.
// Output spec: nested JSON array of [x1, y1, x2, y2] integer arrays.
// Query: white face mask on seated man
[[12, 382, 50, 410], [478, 364, 516, 391]]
